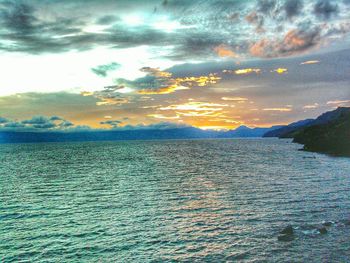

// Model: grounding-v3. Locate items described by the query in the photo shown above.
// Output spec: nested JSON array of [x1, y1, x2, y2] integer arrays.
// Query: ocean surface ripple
[[1, 139, 350, 262]]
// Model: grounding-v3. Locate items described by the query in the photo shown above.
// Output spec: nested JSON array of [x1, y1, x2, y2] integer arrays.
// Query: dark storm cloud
[[0, 24, 169, 54], [313, 0, 339, 20], [245, 11, 265, 32], [91, 62, 121, 77], [0, 1, 85, 49], [22, 115, 75, 129], [21, 116, 48, 124], [258, 0, 277, 14], [0, 117, 9, 123], [0, 0, 348, 60], [284, 0, 303, 18], [0, 1, 37, 32], [96, 15, 120, 25], [59, 120, 74, 128], [100, 119, 122, 128], [4, 122, 25, 128], [50, 116, 64, 121], [166, 31, 227, 60], [0, 0, 170, 54], [107, 25, 170, 49]]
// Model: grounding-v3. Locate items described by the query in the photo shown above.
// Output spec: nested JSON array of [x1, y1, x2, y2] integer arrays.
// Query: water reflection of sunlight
[[159, 176, 235, 259]]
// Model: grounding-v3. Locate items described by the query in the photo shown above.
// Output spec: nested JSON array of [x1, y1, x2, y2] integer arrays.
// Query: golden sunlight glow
[[300, 60, 320, 65], [117, 87, 134, 94], [137, 72, 221, 95], [138, 85, 189, 95], [177, 74, 221, 87], [158, 102, 229, 119], [234, 68, 261, 75], [263, 108, 292, 112], [148, 114, 180, 120], [160, 102, 228, 112], [221, 97, 248, 101], [81, 91, 94, 96], [272, 68, 288, 74], [96, 97, 129, 106]]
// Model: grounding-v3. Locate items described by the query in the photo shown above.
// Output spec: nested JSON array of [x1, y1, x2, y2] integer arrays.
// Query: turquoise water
[[1, 139, 350, 262]]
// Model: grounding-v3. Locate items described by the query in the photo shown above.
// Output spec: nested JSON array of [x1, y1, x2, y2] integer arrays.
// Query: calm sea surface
[[1, 139, 350, 262]]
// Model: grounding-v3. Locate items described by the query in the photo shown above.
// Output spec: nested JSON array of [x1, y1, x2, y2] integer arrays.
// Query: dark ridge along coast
[[264, 107, 350, 157]]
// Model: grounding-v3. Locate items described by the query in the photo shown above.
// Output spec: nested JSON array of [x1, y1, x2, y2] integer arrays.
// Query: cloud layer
[[0, 115, 75, 131], [0, 0, 349, 60], [0, 0, 349, 130]]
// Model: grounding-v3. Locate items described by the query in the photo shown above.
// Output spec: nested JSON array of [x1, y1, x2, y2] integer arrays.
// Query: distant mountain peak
[[235, 125, 251, 130]]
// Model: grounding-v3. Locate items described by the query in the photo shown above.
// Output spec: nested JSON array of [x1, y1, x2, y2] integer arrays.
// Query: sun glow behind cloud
[[0, 0, 349, 131]]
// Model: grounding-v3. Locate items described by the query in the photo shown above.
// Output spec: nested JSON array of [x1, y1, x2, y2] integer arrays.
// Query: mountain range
[[1, 107, 349, 157], [0, 125, 282, 144]]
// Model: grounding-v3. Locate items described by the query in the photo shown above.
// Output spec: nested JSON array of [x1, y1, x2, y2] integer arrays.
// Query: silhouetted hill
[[262, 107, 350, 156], [293, 108, 350, 156], [263, 119, 314, 138], [264, 107, 350, 138]]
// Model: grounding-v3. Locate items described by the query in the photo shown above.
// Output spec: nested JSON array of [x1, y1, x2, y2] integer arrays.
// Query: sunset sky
[[0, 0, 350, 131]]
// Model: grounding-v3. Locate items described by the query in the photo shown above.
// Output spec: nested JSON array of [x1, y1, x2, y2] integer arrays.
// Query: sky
[[0, 0, 350, 131]]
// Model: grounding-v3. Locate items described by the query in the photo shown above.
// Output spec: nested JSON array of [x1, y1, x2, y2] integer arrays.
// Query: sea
[[1, 138, 350, 262]]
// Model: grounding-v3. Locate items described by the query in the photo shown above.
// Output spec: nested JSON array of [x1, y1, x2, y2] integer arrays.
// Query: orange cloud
[[284, 29, 306, 49], [214, 44, 239, 59], [249, 39, 269, 57], [249, 29, 320, 58]]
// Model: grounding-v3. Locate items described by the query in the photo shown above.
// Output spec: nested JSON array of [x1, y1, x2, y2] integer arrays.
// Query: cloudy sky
[[0, 0, 349, 131]]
